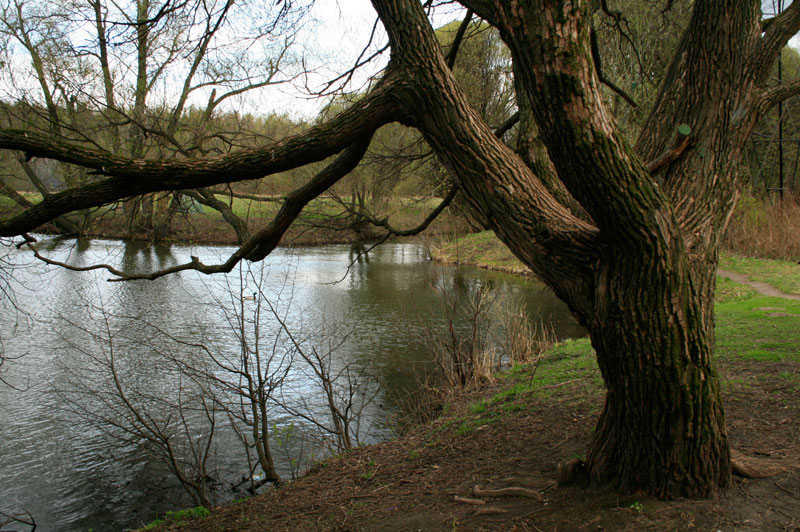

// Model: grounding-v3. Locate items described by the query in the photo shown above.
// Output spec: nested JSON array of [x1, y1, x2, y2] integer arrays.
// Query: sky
[[254, 0, 800, 120], [258, 0, 465, 119], [2, 0, 799, 121]]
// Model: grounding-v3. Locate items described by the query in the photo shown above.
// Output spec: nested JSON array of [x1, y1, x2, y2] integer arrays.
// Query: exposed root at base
[[731, 450, 790, 479], [557, 458, 587, 486], [474, 507, 508, 516]]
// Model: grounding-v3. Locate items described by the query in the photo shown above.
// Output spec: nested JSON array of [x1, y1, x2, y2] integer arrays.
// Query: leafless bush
[[496, 299, 556, 366], [0, 508, 36, 531], [395, 281, 557, 430], [723, 194, 800, 260], [0, 238, 32, 390], [426, 281, 501, 390], [271, 308, 382, 453], [58, 260, 382, 504]]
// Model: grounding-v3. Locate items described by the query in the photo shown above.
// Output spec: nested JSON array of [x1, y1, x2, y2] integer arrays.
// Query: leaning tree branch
[[0, 77, 401, 238], [444, 9, 474, 69], [22, 135, 375, 281], [758, 77, 800, 113], [750, 0, 800, 84]]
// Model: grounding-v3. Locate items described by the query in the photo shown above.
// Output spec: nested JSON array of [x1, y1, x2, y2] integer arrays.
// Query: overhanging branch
[[22, 134, 375, 281], [0, 78, 401, 237]]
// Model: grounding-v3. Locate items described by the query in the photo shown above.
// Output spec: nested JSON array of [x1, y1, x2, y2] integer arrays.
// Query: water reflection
[[0, 238, 583, 532]]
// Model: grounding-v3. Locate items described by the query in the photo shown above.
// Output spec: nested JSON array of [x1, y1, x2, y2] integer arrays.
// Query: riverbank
[[143, 253, 800, 532], [7, 194, 468, 247]]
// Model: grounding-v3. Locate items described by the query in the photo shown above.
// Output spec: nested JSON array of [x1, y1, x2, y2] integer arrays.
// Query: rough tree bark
[[2, 0, 800, 498]]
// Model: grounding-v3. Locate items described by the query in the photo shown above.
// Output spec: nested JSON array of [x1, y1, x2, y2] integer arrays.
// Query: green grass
[[140, 507, 210, 530], [435, 263, 799, 443], [714, 290, 800, 363], [431, 231, 531, 274], [720, 253, 800, 295]]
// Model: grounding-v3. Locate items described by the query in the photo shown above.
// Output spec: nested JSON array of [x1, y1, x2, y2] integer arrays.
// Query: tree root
[[474, 507, 508, 516], [454, 495, 485, 505], [731, 450, 789, 479], [473, 485, 543, 502]]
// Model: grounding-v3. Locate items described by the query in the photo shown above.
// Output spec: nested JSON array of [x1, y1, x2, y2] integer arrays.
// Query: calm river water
[[0, 237, 582, 532]]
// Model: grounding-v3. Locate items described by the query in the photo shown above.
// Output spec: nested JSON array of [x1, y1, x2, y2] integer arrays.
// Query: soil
[[151, 356, 800, 532]]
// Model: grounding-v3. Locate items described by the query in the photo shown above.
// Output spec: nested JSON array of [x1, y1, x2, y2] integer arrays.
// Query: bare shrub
[[496, 299, 556, 366], [394, 282, 558, 430], [58, 302, 220, 509], [426, 282, 501, 390], [272, 310, 382, 453], [723, 194, 800, 260]]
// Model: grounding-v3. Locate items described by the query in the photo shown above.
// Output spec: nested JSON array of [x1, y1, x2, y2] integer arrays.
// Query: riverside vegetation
[[139, 196, 800, 532]]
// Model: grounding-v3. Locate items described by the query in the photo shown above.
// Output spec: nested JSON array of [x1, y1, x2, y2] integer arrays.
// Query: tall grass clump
[[723, 194, 800, 260], [394, 283, 556, 430]]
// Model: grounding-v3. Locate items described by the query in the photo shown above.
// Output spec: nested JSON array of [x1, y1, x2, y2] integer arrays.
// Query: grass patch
[[469, 400, 488, 414], [455, 415, 498, 436], [140, 506, 210, 530], [719, 253, 800, 296], [715, 290, 800, 363]]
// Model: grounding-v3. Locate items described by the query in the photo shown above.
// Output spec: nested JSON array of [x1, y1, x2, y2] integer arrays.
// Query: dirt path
[[717, 269, 800, 300]]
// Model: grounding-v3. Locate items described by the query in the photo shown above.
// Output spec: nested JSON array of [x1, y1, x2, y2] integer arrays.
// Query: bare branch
[[0, 508, 36, 531], [444, 9, 474, 69], [647, 129, 691, 176], [342, 186, 458, 237], [590, 27, 638, 109], [494, 111, 520, 139]]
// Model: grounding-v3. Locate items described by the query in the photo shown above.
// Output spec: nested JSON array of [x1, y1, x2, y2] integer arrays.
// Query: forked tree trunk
[[373, 0, 753, 497]]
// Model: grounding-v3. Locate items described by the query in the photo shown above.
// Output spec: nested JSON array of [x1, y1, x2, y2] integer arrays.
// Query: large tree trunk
[[586, 253, 730, 497]]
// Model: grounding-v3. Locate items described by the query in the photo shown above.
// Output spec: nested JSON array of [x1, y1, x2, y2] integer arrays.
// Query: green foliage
[[435, 20, 514, 128], [469, 399, 487, 414], [628, 501, 644, 513]]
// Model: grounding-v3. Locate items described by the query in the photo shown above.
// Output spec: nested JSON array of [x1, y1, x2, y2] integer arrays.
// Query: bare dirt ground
[[151, 355, 800, 532]]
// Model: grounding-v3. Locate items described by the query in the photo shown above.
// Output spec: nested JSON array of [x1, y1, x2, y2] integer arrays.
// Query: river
[[0, 237, 583, 532]]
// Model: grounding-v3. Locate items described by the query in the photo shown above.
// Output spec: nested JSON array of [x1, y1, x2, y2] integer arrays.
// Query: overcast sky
[[260, 0, 800, 120]]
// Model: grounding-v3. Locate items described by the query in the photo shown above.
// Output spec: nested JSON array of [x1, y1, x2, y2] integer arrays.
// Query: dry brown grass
[[723, 194, 800, 260]]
